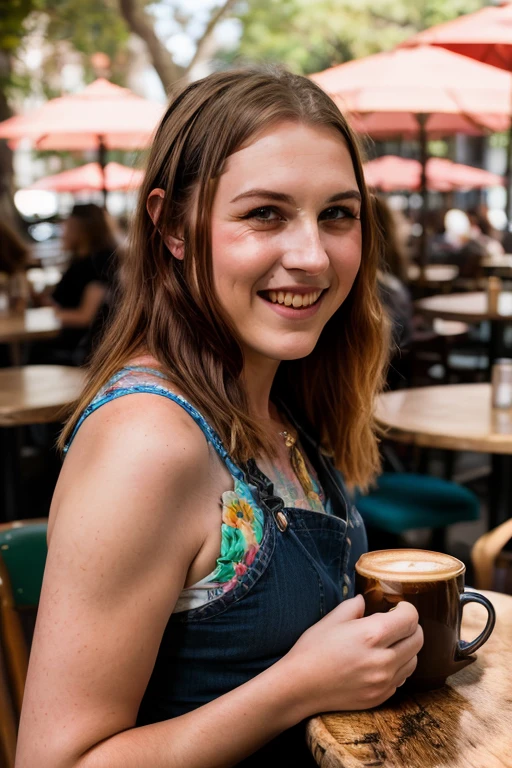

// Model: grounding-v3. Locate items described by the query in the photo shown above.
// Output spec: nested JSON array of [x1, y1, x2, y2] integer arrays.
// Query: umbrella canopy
[[28, 162, 144, 193], [0, 78, 165, 150], [365, 155, 505, 192], [404, 2, 512, 72], [310, 45, 512, 138]]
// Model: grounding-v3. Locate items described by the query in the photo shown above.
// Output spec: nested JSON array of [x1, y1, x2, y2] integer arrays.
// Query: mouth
[[257, 288, 326, 310]]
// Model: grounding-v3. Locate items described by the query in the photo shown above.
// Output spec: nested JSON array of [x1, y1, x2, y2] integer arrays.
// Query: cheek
[[330, 232, 363, 286], [210, 223, 278, 291]]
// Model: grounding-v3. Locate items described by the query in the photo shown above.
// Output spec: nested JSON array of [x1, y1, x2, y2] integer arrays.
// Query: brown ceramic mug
[[355, 549, 496, 690]]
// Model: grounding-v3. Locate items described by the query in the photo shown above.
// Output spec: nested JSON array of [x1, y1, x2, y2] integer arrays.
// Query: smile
[[259, 289, 325, 309]]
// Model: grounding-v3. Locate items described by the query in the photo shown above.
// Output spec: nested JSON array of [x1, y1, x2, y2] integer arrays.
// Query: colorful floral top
[[65, 365, 329, 613]]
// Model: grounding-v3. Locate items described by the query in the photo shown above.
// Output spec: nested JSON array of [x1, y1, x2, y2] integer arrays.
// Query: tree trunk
[[0, 51, 18, 227]]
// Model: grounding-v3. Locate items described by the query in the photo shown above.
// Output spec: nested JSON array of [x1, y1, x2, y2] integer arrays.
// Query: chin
[[255, 337, 320, 362]]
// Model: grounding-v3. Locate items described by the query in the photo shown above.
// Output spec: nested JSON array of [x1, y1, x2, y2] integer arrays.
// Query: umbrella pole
[[417, 113, 429, 277], [98, 135, 107, 207], [506, 120, 512, 228]]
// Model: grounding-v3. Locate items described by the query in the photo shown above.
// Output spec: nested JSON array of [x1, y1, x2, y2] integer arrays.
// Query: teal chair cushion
[[355, 473, 480, 536], [0, 523, 48, 607]]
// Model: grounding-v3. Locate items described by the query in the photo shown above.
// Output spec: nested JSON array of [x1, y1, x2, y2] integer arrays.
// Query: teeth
[[264, 290, 323, 308]]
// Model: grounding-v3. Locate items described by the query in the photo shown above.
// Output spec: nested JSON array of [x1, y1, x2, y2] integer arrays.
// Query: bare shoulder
[[50, 390, 211, 543]]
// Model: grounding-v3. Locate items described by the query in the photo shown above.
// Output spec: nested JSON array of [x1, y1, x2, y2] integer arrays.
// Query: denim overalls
[[68, 367, 367, 765]]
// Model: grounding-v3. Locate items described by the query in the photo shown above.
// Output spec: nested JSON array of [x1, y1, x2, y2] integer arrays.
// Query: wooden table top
[[0, 307, 61, 344], [482, 255, 512, 271], [375, 383, 512, 454], [408, 264, 459, 283], [307, 590, 512, 768], [416, 291, 512, 323], [0, 366, 85, 426]]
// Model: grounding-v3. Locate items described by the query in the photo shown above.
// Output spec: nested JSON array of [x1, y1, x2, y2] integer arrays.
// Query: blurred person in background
[[374, 195, 413, 354], [34, 203, 120, 363], [468, 207, 504, 259]]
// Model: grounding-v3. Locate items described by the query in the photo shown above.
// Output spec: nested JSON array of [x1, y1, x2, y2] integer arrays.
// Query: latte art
[[356, 549, 465, 582]]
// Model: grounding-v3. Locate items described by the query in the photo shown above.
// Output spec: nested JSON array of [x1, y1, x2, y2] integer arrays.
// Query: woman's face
[[210, 121, 362, 365]]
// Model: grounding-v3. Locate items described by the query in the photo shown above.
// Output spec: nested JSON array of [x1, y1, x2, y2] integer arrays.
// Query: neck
[[242, 350, 280, 422]]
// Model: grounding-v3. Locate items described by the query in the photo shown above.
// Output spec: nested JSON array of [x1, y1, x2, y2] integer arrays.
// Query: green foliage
[[228, 0, 489, 74], [0, 0, 43, 52]]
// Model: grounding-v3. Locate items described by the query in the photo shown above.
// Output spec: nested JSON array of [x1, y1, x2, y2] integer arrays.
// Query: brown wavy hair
[[60, 67, 387, 489]]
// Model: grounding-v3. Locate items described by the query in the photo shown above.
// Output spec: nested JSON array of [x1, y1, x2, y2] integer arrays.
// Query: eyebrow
[[229, 188, 362, 205]]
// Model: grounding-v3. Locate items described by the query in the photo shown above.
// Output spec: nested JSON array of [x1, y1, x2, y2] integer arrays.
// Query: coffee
[[356, 549, 496, 690]]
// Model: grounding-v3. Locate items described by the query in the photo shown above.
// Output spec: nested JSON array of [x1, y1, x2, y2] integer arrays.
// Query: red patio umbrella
[[364, 155, 505, 193], [401, 2, 512, 217], [404, 1, 512, 71], [311, 46, 512, 260], [0, 79, 164, 198], [28, 162, 144, 193]]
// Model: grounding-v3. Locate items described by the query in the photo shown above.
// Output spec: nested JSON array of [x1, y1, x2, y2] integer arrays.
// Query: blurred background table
[[0, 366, 85, 521], [376, 384, 512, 529], [307, 590, 512, 768], [416, 292, 512, 373], [408, 264, 459, 288], [0, 308, 61, 365]]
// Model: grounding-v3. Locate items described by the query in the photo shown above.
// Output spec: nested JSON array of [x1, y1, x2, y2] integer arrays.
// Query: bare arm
[[54, 281, 106, 327], [15, 395, 307, 768], [16, 394, 423, 768]]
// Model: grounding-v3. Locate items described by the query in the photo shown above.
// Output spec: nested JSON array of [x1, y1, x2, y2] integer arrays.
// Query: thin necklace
[[278, 428, 319, 501]]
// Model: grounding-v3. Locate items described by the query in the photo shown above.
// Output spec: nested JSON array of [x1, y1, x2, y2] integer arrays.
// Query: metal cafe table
[[0, 365, 85, 520], [308, 590, 512, 768]]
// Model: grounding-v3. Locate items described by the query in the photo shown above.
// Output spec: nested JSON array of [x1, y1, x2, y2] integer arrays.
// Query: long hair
[[60, 67, 387, 490]]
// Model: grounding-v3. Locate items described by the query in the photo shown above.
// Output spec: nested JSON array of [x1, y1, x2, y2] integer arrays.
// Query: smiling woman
[[15, 68, 423, 768]]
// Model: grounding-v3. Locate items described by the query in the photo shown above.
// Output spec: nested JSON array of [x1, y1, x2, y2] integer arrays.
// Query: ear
[[146, 188, 185, 261]]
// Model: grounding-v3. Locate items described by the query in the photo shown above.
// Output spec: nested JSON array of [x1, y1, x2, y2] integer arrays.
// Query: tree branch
[[118, 0, 184, 92], [186, 0, 240, 74]]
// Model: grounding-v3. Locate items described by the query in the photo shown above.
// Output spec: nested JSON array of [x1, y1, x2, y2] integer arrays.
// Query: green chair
[[355, 473, 480, 551], [0, 520, 48, 720]]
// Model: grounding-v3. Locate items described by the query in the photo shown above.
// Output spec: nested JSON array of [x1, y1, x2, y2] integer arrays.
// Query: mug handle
[[456, 590, 496, 659]]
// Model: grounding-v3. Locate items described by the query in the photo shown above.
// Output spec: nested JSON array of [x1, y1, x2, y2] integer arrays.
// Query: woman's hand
[[284, 595, 423, 715]]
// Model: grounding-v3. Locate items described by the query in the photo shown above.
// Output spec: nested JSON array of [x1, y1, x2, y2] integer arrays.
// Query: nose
[[280, 219, 330, 276]]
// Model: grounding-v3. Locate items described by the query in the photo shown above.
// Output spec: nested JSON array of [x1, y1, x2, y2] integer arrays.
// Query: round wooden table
[[415, 291, 512, 374], [307, 590, 512, 768], [0, 307, 61, 365], [482, 254, 512, 274], [408, 264, 459, 284], [0, 366, 85, 522], [375, 383, 512, 529]]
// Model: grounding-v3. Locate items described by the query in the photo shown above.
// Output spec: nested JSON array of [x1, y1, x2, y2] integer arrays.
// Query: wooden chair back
[[471, 519, 512, 593]]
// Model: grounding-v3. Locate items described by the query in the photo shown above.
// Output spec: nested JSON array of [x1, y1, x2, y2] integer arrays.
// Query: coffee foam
[[356, 549, 465, 582]]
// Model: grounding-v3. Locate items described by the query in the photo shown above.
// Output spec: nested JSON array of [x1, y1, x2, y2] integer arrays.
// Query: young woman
[[16, 68, 422, 768]]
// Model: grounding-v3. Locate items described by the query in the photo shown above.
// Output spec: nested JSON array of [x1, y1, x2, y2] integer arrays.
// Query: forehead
[[218, 121, 358, 193]]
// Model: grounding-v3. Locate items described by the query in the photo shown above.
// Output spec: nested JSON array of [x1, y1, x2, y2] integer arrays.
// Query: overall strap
[[64, 366, 244, 481]]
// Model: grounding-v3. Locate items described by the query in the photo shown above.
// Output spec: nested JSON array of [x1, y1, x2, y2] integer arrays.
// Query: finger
[[389, 624, 424, 662], [366, 600, 419, 647], [327, 594, 365, 623], [392, 654, 418, 688]]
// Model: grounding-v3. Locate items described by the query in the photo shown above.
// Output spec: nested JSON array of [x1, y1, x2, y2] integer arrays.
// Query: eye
[[242, 206, 283, 223], [320, 206, 359, 221]]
